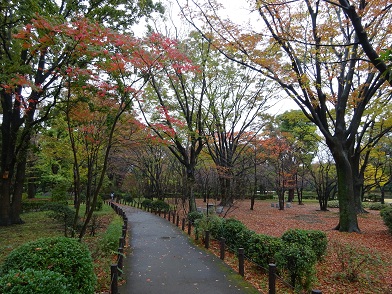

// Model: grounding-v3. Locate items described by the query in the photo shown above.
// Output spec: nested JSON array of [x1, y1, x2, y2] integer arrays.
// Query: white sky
[[132, 0, 298, 115]]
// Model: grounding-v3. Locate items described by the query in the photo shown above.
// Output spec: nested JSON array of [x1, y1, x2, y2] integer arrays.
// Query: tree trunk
[[0, 89, 29, 226], [0, 178, 12, 226], [186, 167, 197, 212], [351, 152, 368, 213], [334, 154, 360, 232]]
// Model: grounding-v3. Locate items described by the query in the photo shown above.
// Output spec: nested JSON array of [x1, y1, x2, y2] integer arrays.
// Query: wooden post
[[119, 237, 124, 248], [238, 248, 244, 277], [172, 212, 175, 223], [205, 230, 210, 249], [182, 218, 185, 231], [176, 215, 180, 227], [269, 263, 276, 294], [220, 237, 225, 260], [167, 211, 171, 221], [110, 264, 118, 294], [117, 248, 123, 275], [187, 221, 191, 235], [122, 228, 127, 238]]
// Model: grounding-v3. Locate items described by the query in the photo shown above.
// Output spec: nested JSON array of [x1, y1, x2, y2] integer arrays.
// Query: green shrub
[[193, 214, 224, 240], [99, 215, 123, 254], [141, 199, 153, 209], [327, 200, 339, 208], [0, 269, 70, 294], [51, 183, 69, 202], [124, 195, 133, 204], [206, 215, 225, 239], [221, 218, 254, 252], [275, 243, 317, 292], [331, 240, 384, 282], [247, 234, 283, 266], [95, 196, 103, 211], [381, 205, 392, 234], [0, 237, 96, 294], [281, 229, 327, 261], [22, 199, 50, 212], [150, 200, 170, 212], [187, 211, 203, 224], [43, 202, 76, 237], [368, 202, 386, 210]]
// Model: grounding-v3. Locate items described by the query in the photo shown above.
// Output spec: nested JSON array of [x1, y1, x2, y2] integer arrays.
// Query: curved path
[[118, 206, 259, 294]]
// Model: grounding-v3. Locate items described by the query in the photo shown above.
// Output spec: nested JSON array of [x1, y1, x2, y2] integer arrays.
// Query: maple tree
[[0, 0, 164, 226], [180, 0, 392, 232], [113, 122, 177, 200], [58, 30, 193, 238], [259, 126, 298, 210], [137, 32, 207, 212]]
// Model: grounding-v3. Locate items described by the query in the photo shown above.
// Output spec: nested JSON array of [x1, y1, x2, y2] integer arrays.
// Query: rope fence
[[107, 201, 128, 294], [107, 199, 323, 294]]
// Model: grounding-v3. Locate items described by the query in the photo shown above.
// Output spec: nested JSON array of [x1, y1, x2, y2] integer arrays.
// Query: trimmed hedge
[[150, 200, 170, 212], [0, 237, 96, 294], [247, 234, 283, 266], [141, 199, 153, 209], [187, 211, 203, 224], [381, 205, 392, 234], [220, 218, 255, 253], [281, 229, 327, 261], [190, 212, 326, 291], [275, 242, 317, 291], [0, 269, 70, 294]]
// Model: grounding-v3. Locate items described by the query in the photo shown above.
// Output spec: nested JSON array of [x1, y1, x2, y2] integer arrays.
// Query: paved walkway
[[118, 206, 259, 294]]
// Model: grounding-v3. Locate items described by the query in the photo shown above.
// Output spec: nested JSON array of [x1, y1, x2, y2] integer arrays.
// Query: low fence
[[107, 200, 322, 294], [107, 202, 128, 294]]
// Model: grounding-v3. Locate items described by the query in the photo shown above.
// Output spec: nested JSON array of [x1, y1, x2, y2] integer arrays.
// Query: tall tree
[[203, 53, 270, 206], [181, 0, 392, 232], [137, 32, 207, 212]]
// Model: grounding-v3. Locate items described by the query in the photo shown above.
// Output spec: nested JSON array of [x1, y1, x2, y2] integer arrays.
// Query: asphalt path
[[118, 206, 260, 294]]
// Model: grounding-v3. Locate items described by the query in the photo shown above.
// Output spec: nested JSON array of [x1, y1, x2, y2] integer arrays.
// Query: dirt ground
[[194, 199, 392, 294]]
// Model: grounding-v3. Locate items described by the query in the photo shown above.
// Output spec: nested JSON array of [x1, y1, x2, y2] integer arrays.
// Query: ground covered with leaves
[[198, 199, 392, 294]]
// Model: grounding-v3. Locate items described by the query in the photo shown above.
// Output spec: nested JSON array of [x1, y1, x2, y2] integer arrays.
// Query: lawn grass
[[0, 202, 120, 292], [0, 211, 64, 264]]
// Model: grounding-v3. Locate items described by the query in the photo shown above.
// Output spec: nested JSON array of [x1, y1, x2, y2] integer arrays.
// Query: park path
[[118, 206, 259, 294]]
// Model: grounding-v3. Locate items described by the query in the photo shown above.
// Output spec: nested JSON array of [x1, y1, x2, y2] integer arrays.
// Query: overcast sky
[[133, 0, 298, 115]]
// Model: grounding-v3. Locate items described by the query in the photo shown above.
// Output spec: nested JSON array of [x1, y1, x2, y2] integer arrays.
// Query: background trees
[[1, 0, 392, 236], [181, 0, 392, 232]]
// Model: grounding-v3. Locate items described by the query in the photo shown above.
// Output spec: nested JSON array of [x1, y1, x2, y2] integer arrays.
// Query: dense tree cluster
[[1, 0, 392, 235]]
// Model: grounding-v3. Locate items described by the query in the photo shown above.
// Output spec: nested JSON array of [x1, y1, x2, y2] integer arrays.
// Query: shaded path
[[118, 206, 259, 294]]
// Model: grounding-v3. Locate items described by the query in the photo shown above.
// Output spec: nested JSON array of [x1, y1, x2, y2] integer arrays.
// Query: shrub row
[[193, 214, 327, 292], [141, 199, 170, 212], [99, 215, 124, 254]]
